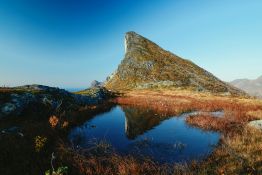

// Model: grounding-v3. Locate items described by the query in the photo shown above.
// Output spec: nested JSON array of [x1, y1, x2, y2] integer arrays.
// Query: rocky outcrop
[[90, 80, 104, 88], [248, 120, 262, 130], [73, 87, 112, 104], [0, 85, 111, 118], [104, 32, 245, 96], [1, 126, 24, 137], [1, 93, 37, 116]]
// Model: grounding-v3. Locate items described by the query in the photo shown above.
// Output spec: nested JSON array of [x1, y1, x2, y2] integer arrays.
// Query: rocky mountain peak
[[124, 31, 145, 53], [125, 32, 135, 49], [124, 31, 161, 55], [125, 32, 142, 46], [105, 32, 245, 96]]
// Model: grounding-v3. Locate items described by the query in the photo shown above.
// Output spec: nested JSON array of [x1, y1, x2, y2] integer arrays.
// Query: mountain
[[230, 76, 262, 98], [90, 80, 104, 88], [104, 31, 244, 96]]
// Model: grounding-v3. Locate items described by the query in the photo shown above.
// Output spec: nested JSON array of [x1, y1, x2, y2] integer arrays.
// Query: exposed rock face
[[0, 85, 111, 118], [230, 76, 262, 98], [104, 32, 244, 95], [90, 80, 104, 88], [74, 87, 112, 103]]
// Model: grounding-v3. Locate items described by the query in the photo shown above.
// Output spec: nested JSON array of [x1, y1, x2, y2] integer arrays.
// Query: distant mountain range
[[104, 31, 244, 96], [230, 76, 262, 98]]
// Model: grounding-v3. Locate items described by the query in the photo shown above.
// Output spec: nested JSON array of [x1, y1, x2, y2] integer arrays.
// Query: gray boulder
[[90, 80, 104, 88], [1, 103, 16, 115], [248, 120, 262, 130]]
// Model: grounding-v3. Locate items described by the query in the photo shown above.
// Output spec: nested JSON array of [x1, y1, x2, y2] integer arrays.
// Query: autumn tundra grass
[[48, 89, 262, 175], [1, 89, 262, 174], [106, 89, 262, 174]]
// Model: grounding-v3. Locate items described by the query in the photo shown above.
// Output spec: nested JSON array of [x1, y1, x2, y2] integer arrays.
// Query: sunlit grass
[[1, 88, 262, 174]]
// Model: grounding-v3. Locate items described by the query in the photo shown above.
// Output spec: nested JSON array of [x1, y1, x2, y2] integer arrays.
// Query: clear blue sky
[[0, 0, 262, 88]]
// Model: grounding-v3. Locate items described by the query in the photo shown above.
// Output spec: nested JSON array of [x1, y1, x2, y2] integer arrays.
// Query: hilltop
[[230, 75, 262, 98], [104, 32, 244, 96], [0, 85, 111, 118]]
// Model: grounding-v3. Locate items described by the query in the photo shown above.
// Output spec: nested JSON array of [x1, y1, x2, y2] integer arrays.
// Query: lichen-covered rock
[[1, 103, 16, 115], [248, 120, 262, 130], [0, 85, 112, 118], [136, 81, 176, 89]]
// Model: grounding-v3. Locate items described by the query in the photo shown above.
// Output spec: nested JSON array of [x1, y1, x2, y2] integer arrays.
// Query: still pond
[[69, 105, 220, 163]]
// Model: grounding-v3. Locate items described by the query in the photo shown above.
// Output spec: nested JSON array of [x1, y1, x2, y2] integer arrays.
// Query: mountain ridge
[[230, 76, 262, 98], [104, 32, 245, 96]]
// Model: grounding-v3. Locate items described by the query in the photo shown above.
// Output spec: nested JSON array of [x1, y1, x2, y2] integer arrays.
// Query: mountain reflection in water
[[69, 105, 220, 163], [123, 106, 170, 139]]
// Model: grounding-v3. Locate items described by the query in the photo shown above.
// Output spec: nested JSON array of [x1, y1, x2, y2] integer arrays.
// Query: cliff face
[[105, 32, 244, 95]]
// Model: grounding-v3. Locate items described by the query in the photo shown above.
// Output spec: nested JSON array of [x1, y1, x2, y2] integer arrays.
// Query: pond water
[[68, 105, 220, 163]]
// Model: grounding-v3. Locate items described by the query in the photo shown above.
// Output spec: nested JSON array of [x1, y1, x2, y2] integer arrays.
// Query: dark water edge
[[68, 105, 220, 163]]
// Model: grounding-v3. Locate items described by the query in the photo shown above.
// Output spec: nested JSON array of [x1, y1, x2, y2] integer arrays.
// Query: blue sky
[[0, 0, 262, 88]]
